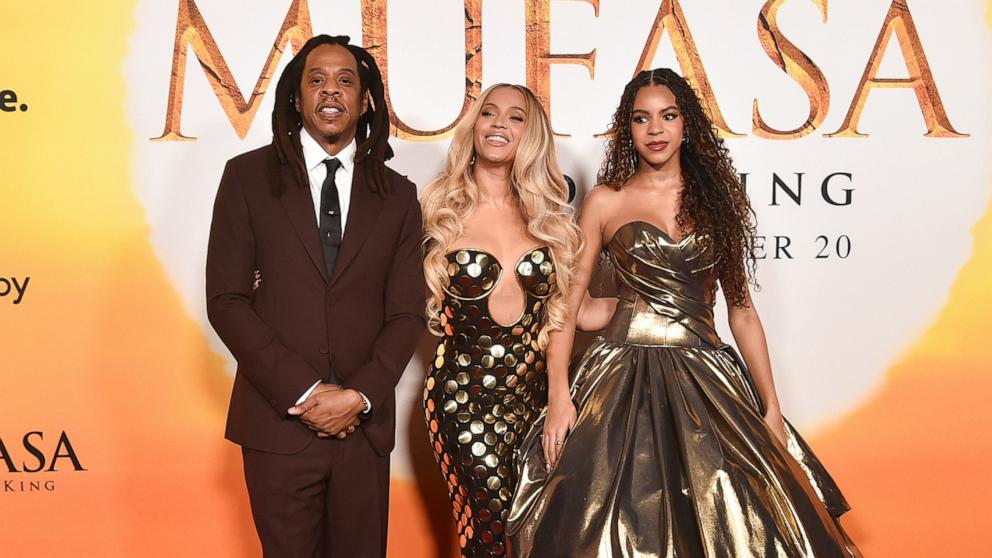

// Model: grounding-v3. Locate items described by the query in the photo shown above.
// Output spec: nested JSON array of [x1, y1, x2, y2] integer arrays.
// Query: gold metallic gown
[[507, 222, 861, 558], [424, 246, 555, 557]]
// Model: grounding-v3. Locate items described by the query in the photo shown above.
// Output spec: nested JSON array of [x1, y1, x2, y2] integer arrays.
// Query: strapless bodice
[[604, 221, 723, 348]]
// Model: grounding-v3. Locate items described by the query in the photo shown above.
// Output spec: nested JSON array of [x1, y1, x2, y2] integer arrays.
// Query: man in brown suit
[[206, 35, 425, 557]]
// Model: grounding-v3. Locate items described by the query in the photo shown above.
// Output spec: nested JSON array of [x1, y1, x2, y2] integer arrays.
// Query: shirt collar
[[300, 129, 356, 175]]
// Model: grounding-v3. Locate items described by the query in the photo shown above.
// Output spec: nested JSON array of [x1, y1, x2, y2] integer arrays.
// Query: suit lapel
[[278, 162, 329, 282], [330, 166, 384, 287]]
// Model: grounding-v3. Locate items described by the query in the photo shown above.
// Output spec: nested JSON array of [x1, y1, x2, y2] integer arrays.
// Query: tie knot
[[323, 157, 342, 174]]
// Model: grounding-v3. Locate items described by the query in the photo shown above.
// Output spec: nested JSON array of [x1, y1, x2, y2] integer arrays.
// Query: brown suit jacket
[[206, 144, 426, 456]]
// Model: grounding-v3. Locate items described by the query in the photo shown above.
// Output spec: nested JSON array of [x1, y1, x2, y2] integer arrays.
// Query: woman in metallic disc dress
[[420, 83, 607, 557]]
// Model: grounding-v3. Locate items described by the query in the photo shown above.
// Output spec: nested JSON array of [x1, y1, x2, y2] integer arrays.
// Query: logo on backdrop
[[0, 431, 86, 494], [152, 0, 966, 142], [0, 89, 28, 113], [0, 276, 30, 305]]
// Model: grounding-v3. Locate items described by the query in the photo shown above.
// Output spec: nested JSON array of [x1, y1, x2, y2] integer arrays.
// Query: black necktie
[[319, 158, 343, 276]]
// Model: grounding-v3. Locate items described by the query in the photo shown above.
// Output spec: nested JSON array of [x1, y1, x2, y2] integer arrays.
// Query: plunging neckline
[[444, 245, 550, 328], [607, 220, 695, 247]]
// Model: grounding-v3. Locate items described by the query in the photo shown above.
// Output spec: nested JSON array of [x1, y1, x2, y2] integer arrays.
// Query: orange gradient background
[[1, 2, 989, 556]]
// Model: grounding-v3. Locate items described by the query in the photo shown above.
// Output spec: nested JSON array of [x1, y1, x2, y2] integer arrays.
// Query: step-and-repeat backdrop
[[2, 1, 990, 556]]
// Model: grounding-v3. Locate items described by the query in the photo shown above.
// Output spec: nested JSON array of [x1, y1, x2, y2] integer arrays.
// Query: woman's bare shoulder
[[581, 184, 623, 212]]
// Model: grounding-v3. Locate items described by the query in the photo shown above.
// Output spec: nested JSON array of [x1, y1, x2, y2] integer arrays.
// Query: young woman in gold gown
[[508, 69, 862, 558]]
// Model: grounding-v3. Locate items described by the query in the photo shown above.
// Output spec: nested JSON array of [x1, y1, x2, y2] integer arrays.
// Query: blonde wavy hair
[[421, 84, 582, 349]]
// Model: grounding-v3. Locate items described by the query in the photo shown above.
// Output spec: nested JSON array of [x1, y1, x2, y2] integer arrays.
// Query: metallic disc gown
[[507, 222, 861, 558], [424, 246, 555, 557]]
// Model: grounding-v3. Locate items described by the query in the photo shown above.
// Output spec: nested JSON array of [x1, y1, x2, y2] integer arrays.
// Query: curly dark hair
[[598, 68, 757, 307], [271, 34, 393, 197]]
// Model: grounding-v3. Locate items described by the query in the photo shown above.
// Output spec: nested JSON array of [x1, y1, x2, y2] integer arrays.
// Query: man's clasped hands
[[288, 384, 366, 439]]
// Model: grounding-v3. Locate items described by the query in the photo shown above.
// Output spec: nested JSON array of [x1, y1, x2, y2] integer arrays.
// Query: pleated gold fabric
[[507, 222, 861, 558]]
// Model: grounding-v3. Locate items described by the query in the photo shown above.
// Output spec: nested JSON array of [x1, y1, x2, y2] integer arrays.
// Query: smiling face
[[294, 43, 368, 154], [630, 84, 684, 168], [473, 86, 527, 167]]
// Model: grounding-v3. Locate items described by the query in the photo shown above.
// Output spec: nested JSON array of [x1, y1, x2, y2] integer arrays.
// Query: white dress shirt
[[294, 130, 371, 415], [301, 129, 355, 234]]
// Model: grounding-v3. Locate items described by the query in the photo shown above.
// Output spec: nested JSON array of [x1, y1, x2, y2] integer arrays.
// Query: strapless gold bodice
[[603, 220, 722, 349]]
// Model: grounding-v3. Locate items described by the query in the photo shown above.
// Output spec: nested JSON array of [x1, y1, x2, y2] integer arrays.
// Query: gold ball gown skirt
[[507, 222, 861, 558], [425, 246, 556, 557]]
